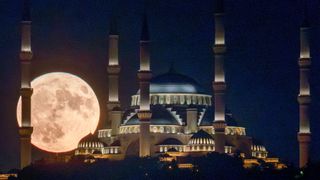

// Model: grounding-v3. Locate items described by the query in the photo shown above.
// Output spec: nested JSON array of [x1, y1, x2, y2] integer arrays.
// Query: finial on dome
[[168, 61, 177, 73]]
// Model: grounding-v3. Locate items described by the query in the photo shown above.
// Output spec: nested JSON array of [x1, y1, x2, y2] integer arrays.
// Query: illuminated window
[[192, 96, 197, 104], [173, 96, 178, 104], [186, 96, 191, 104], [166, 95, 170, 104], [159, 96, 164, 104], [172, 127, 176, 133], [160, 126, 164, 133], [198, 96, 202, 104], [180, 95, 185, 104]]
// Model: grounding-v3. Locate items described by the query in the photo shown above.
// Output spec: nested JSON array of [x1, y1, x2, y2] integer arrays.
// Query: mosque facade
[[76, 68, 268, 160]]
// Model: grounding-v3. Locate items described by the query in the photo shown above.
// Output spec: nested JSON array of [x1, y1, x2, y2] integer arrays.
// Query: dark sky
[[0, 0, 320, 170]]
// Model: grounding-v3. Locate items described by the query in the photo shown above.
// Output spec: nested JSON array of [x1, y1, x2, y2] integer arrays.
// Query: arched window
[[172, 127, 176, 133], [180, 95, 185, 104], [160, 126, 164, 133], [173, 95, 178, 104], [186, 96, 191, 105], [166, 95, 170, 104], [137, 97, 140, 106], [159, 95, 164, 104], [198, 96, 202, 104], [208, 98, 212, 105], [192, 96, 197, 104], [153, 126, 157, 133], [153, 96, 158, 104]]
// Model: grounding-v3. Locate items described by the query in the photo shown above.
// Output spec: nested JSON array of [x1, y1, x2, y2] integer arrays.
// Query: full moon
[[17, 72, 100, 153]]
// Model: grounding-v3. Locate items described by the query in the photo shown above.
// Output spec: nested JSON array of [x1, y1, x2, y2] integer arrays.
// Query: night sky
[[0, 0, 320, 170]]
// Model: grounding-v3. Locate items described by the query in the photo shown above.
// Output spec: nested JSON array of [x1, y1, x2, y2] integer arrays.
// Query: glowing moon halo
[[17, 72, 100, 153]]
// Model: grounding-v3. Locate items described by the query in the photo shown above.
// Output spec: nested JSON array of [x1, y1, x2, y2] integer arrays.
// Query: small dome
[[251, 138, 267, 151], [78, 133, 104, 149], [188, 130, 214, 145]]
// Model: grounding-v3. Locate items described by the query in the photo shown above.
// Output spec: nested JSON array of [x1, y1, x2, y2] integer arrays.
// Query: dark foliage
[[10, 154, 318, 180]]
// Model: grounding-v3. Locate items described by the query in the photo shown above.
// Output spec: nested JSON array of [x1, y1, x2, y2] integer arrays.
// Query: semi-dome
[[123, 105, 180, 125], [199, 108, 239, 126], [78, 133, 104, 149], [188, 130, 214, 145], [137, 67, 207, 94]]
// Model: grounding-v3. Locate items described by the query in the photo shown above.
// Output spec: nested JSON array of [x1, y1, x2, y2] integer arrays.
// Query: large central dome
[[138, 67, 207, 94]]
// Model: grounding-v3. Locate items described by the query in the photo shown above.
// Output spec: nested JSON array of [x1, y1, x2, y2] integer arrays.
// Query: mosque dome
[[78, 133, 104, 149], [188, 130, 214, 145], [137, 67, 208, 94]]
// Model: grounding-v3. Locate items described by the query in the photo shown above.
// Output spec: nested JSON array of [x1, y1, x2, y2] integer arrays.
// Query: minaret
[[19, 0, 33, 168], [107, 15, 121, 130], [297, 6, 312, 168], [213, 0, 227, 153], [138, 13, 152, 157]]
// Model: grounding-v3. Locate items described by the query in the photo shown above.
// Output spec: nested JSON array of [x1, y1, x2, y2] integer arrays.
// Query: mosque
[[74, 2, 274, 166], [76, 66, 269, 158], [18, 0, 311, 170]]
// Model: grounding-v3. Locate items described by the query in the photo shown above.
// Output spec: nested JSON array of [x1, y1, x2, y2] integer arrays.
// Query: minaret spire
[[297, 0, 312, 168], [138, 9, 152, 157], [139, 12, 151, 71], [107, 14, 121, 133], [22, 0, 31, 21], [109, 15, 119, 36], [140, 13, 149, 42], [213, 0, 227, 154], [19, 0, 34, 168], [301, 0, 310, 28]]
